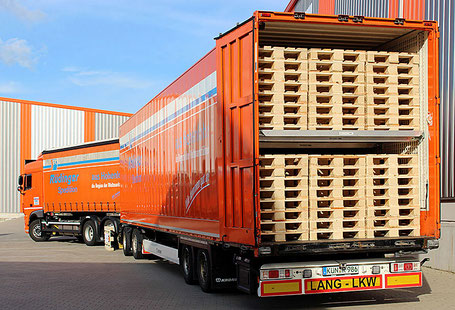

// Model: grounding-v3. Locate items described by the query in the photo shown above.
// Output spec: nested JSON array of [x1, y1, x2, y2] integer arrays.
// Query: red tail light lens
[[269, 270, 279, 278]]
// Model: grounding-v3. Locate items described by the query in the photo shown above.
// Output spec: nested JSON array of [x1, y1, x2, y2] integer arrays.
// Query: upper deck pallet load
[[117, 12, 440, 296]]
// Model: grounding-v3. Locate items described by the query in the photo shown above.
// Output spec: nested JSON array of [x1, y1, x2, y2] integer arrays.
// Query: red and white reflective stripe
[[23, 207, 43, 210]]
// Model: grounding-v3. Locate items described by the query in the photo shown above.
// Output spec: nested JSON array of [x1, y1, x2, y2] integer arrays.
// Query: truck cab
[[18, 157, 47, 241]]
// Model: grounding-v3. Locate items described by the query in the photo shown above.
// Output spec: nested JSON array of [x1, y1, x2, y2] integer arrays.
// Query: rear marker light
[[261, 269, 292, 280], [261, 13, 271, 17], [391, 262, 420, 273], [269, 270, 279, 279]]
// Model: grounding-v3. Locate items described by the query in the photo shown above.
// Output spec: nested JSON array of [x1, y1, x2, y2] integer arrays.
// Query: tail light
[[261, 269, 292, 280], [390, 262, 420, 273]]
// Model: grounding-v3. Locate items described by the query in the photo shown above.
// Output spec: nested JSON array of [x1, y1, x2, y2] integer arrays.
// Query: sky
[[0, 0, 285, 113]]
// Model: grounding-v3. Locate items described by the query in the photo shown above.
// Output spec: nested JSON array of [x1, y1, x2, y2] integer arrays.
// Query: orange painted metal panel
[[319, 0, 335, 15], [119, 50, 221, 240], [20, 103, 31, 174], [1, 96, 131, 117], [403, 0, 425, 20], [389, 0, 400, 18], [84, 111, 96, 142]]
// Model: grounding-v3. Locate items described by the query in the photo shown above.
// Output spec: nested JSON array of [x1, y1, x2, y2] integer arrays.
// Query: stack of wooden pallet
[[365, 51, 420, 130], [365, 154, 420, 238], [259, 154, 420, 242], [308, 155, 366, 240], [259, 154, 309, 242], [308, 49, 366, 130], [258, 46, 308, 130]]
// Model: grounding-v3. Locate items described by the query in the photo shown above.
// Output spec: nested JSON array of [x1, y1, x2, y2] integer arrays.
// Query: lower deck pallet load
[[259, 154, 420, 242]]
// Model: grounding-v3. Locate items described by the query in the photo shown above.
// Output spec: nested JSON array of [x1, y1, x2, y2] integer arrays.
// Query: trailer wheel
[[132, 228, 144, 259], [82, 220, 97, 246], [29, 220, 50, 242], [197, 249, 212, 292], [122, 227, 133, 256], [180, 246, 196, 284]]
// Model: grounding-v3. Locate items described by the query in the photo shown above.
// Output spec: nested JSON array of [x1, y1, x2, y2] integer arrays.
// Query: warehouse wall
[[0, 100, 21, 213], [0, 98, 130, 214], [95, 113, 130, 141]]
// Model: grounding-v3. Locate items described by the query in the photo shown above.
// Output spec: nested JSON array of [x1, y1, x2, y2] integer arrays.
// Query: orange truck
[[20, 12, 440, 298], [18, 139, 121, 245]]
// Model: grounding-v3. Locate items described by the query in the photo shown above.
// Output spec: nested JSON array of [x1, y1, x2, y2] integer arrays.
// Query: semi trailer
[[19, 139, 121, 245], [21, 11, 440, 297]]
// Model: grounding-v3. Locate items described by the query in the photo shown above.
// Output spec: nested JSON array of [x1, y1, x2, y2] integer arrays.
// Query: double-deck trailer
[[19, 139, 121, 245], [118, 11, 440, 296], [20, 11, 440, 297]]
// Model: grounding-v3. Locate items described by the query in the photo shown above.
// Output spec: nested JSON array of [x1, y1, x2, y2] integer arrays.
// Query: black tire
[[132, 228, 144, 259], [180, 246, 196, 284], [29, 219, 50, 242], [122, 227, 133, 256], [197, 249, 212, 292], [82, 220, 97, 246]]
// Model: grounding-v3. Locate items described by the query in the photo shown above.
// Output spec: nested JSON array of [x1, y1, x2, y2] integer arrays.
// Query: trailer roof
[[41, 138, 119, 155]]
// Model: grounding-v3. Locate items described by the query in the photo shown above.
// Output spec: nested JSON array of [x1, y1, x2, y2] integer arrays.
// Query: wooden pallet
[[259, 154, 310, 242], [365, 154, 420, 238], [308, 155, 366, 240], [365, 51, 419, 130]]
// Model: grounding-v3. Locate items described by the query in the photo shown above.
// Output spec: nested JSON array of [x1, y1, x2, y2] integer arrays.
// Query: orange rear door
[[216, 19, 256, 245]]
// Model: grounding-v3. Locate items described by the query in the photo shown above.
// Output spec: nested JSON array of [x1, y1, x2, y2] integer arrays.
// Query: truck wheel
[[132, 228, 144, 259], [29, 219, 50, 242], [180, 245, 196, 284], [197, 249, 212, 292], [122, 227, 133, 256], [82, 220, 97, 246]]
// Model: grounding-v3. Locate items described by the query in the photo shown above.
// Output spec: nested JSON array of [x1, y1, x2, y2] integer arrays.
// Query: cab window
[[24, 174, 32, 190]]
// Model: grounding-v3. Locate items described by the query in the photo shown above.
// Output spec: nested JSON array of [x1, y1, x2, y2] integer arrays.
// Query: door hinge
[[436, 156, 441, 164], [436, 97, 440, 105]]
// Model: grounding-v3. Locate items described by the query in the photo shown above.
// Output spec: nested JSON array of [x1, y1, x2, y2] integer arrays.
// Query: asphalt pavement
[[0, 217, 454, 310]]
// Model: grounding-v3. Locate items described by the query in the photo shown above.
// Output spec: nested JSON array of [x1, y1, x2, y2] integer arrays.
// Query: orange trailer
[[118, 11, 440, 296], [19, 139, 121, 245]]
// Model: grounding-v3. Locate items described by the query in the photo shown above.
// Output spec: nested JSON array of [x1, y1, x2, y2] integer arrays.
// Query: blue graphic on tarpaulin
[[52, 159, 58, 171]]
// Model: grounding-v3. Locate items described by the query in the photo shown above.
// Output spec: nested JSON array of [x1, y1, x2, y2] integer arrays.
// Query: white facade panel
[[95, 113, 129, 141], [0, 101, 21, 213], [31, 105, 84, 159]]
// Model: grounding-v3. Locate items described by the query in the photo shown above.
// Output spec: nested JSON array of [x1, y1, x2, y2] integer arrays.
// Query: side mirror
[[18, 175, 24, 186]]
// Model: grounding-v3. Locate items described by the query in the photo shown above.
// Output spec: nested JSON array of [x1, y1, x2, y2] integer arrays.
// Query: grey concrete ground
[[0, 217, 454, 310]]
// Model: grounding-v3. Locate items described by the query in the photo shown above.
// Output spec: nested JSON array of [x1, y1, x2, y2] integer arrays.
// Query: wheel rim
[[85, 225, 94, 241], [132, 233, 137, 254], [199, 252, 208, 283], [183, 248, 191, 276], [32, 223, 42, 238], [123, 231, 128, 249]]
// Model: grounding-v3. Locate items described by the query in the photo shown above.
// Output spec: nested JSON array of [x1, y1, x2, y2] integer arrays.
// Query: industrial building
[[0, 97, 131, 214], [285, 0, 455, 272]]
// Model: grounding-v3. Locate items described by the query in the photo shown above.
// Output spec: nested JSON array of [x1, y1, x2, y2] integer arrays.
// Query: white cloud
[[64, 67, 154, 89], [0, 0, 46, 22], [0, 81, 21, 94], [0, 37, 37, 68]]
